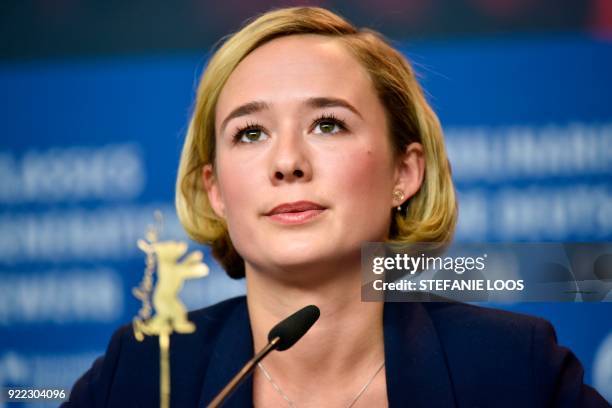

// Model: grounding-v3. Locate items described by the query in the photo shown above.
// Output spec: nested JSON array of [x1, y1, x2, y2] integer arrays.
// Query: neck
[[245, 259, 385, 394]]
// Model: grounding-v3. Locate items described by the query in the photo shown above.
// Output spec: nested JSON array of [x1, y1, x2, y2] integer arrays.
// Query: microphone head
[[268, 305, 320, 351]]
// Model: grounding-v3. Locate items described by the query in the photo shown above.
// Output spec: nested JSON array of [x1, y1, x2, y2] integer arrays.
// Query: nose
[[269, 129, 312, 184]]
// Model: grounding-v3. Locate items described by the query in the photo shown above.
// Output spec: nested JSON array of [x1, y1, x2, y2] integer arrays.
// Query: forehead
[[216, 34, 378, 118]]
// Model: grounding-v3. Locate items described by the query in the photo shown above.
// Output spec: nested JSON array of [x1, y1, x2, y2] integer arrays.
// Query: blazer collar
[[199, 298, 456, 407], [199, 298, 254, 407], [383, 301, 456, 407]]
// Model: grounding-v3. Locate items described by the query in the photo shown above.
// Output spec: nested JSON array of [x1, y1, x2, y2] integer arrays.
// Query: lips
[[266, 201, 326, 216], [265, 201, 327, 226]]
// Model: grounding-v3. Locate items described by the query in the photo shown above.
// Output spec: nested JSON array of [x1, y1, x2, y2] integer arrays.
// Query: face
[[204, 34, 421, 276]]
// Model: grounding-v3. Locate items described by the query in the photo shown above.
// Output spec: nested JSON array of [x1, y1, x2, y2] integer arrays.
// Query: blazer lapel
[[198, 299, 456, 407], [199, 298, 254, 407], [384, 301, 456, 407]]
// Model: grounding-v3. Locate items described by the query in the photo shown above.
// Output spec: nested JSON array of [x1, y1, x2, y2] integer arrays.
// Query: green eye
[[243, 129, 261, 142], [318, 121, 337, 134], [234, 127, 269, 144], [313, 115, 347, 135]]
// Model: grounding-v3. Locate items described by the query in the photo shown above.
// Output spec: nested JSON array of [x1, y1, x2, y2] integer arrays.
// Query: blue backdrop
[[0, 33, 610, 405]]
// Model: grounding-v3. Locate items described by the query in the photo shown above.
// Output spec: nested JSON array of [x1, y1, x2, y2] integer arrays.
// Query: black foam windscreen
[[268, 305, 320, 351]]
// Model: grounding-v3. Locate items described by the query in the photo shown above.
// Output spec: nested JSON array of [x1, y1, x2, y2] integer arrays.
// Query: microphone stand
[[207, 304, 320, 407], [207, 337, 280, 408]]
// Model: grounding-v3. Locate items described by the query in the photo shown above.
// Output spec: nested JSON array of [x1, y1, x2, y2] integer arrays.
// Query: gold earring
[[393, 190, 404, 211]]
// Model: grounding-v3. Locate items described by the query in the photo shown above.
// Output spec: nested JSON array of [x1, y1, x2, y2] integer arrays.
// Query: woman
[[64, 7, 608, 407]]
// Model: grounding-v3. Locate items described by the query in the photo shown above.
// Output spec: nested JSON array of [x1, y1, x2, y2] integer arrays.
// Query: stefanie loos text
[[370, 254, 525, 292]]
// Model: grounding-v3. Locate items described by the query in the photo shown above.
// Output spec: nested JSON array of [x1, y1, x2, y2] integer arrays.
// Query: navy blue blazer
[[62, 296, 609, 407]]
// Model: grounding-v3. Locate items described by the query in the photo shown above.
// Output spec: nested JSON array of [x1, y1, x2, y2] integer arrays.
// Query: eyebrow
[[219, 97, 363, 133]]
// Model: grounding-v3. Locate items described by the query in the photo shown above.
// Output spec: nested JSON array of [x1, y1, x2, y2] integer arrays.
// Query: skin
[[203, 34, 424, 407]]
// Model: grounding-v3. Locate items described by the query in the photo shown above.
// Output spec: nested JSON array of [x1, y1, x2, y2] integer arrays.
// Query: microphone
[[207, 305, 320, 408]]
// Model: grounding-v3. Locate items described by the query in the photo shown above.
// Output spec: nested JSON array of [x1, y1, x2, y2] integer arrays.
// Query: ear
[[202, 164, 226, 219], [392, 142, 425, 207]]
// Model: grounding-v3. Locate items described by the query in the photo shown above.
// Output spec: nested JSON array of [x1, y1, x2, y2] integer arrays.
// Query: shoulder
[[424, 300, 542, 345], [422, 301, 545, 382], [421, 301, 609, 407], [187, 295, 247, 330], [62, 296, 247, 408]]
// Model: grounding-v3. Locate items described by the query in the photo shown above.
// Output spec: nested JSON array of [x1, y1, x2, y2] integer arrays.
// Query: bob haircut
[[176, 6, 457, 279]]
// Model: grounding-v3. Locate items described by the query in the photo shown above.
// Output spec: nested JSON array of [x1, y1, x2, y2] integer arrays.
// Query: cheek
[[331, 148, 393, 214], [214, 159, 262, 257], [215, 158, 255, 216]]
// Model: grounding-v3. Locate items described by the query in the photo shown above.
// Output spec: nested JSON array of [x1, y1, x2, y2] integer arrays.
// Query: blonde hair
[[176, 6, 457, 278]]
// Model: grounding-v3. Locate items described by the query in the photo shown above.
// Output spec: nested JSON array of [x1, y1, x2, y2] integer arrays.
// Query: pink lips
[[265, 201, 326, 225]]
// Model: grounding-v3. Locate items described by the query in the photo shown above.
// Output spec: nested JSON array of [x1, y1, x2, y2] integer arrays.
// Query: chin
[[268, 248, 328, 269], [243, 247, 363, 286], [245, 245, 336, 274]]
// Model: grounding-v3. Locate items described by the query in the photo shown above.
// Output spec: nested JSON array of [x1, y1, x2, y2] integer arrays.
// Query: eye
[[312, 114, 347, 135], [233, 123, 269, 144]]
